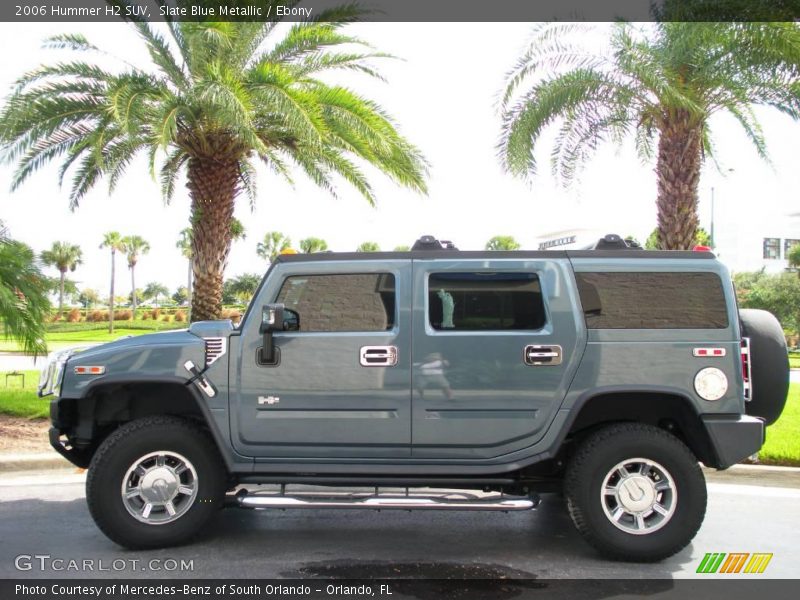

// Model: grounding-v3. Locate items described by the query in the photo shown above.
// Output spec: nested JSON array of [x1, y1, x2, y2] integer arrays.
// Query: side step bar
[[234, 489, 539, 512]]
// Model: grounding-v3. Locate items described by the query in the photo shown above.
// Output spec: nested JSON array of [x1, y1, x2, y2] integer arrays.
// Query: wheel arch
[[54, 375, 244, 471], [560, 386, 719, 468]]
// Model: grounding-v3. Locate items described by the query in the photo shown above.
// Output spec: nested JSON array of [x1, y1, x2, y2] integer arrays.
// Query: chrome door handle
[[524, 345, 563, 366], [360, 346, 398, 367]]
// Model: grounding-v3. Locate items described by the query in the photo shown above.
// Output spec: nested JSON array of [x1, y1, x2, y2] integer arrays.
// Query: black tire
[[564, 423, 706, 562], [86, 416, 227, 549], [740, 309, 789, 426]]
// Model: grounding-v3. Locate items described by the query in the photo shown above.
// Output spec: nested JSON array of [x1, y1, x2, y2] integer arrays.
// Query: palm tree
[[0, 8, 428, 321], [500, 22, 800, 249], [178, 218, 245, 314], [300, 237, 329, 254], [143, 282, 169, 308], [121, 236, 150, 318], [357, 242, 381, 252], [257, 232, 291, 263], [485, 236, 521, 251], [100, 231, 125, 333], [645, 226, 712, 250], [0, 222, 50, 355], [225, 273, 262, 305], [40, 241, 82, 315]]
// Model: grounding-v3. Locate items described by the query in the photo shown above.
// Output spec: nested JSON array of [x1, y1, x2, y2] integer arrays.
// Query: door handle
[[360, 346, 398, 367], [524, 344, 563, 366]]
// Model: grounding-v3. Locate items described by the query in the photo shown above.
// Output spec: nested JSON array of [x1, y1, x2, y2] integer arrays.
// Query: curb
[[703, 464, 800, 488], [0, 452, 71, 473]]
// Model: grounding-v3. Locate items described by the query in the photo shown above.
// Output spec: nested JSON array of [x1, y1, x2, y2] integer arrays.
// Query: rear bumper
[[702, 414, 765, 469]]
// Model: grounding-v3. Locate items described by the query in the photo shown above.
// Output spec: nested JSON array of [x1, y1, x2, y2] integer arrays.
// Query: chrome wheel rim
[[121, 451, 198, 525], [600, 457, 677, 535]]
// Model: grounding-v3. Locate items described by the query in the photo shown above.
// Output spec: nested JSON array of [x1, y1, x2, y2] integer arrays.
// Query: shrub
[[115, 310, 132, 321], [222, 309, 242, 323], [141, 311, 149, 320], [174, 310, 186, 322], [152, 308, 161, 320], [162, 314, 172, 322], [66, 308, 81, 323], [87, 310, 109, 322]]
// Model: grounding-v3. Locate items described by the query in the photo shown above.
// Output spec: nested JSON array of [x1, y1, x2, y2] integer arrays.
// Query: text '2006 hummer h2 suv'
[[39, 235, 789, 561]]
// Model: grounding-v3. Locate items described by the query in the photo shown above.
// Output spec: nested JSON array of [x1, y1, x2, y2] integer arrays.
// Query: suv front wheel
[[86, 416, 227, 549], [564, 423, 706, 562]]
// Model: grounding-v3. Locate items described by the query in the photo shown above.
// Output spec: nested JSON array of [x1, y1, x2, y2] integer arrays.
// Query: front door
[[411, 258, 581, 459], [232, 260, 412, 458]]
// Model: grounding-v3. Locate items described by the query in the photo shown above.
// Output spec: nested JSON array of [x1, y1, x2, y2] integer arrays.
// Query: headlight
[[38, 349, 74, 397]]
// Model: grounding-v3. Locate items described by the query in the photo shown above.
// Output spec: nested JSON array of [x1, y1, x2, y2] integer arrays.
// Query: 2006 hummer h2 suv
[[39, 235, 789, 561]]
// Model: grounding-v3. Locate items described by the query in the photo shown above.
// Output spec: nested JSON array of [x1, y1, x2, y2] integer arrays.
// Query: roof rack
[[411, 235, 458, 251], [582, 233, 641, 251]]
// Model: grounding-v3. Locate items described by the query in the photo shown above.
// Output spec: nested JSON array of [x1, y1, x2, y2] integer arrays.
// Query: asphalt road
[[0, 470, 798, 581]]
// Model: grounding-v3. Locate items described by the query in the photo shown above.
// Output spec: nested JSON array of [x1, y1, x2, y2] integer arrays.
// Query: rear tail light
[[740, 337, 752, 401]]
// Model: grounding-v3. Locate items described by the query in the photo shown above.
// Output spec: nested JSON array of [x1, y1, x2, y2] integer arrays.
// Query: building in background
[[532, 214, 797, 276], [713, 209, 799, 274]]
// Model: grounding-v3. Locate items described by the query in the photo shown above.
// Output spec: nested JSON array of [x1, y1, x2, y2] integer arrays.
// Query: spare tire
[[739, 309, 789, 426]]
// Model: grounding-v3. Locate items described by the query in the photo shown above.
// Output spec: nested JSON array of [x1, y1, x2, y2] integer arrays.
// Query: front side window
[[276, 273, 395, 332], [763, 238, 780, 260], [784, 239, 800, 259], [428, 272, 546, 331]]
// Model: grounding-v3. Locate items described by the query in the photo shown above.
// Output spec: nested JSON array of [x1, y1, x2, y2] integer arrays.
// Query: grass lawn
[[759, 383, 800, 466], [0, 370, 47, 419], [789, 352, 800, 369], [0, 320, 186, 352]]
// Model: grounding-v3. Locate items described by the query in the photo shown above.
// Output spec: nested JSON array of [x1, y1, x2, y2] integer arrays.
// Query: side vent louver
[[204, 337, 227, 366]]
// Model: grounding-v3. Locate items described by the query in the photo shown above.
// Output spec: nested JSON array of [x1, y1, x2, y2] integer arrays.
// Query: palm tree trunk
[[130, 265, 136, 319], [187, 157, 238, 322], [58, 270, 65, 315], [109, 250, 115, 334], [655, 111, 703, 250], [187, 260, 193, 320]]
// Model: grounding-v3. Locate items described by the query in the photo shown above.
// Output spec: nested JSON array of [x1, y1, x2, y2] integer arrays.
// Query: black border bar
[[3, 0, 800, 23]]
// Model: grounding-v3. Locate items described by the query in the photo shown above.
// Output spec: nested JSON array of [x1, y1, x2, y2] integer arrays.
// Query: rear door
[[232, 259, 412, 458], [411, 258, 583, 459]]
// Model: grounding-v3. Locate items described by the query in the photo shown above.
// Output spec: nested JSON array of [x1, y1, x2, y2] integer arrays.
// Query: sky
[[0, 22, 798, 298]]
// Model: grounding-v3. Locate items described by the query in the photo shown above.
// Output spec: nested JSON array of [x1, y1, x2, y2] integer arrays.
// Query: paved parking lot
[[0, 469, 798, 581]]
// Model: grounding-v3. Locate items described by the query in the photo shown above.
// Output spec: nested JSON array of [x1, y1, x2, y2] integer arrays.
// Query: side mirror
[[260, 304, 284, 333], [283, 308, 300, 332], [259, 304, 284, 364]]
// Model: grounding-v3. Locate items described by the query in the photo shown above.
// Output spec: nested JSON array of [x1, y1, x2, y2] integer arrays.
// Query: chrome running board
[[233, 489, 539, 512]]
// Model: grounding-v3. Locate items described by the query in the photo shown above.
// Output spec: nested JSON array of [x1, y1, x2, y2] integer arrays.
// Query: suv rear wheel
[[564, 423, 706, 562], [86, 415, 226, 549]]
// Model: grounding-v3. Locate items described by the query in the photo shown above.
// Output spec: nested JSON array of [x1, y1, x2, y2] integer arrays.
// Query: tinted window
[[276, 273, 395, 332], [575, 272, 728, 329], [428, 272, 546, 331]]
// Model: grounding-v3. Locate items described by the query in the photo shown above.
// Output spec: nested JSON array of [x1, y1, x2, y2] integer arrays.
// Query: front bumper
[[702, 414, 765, 469], [49, 397, 92, 468]]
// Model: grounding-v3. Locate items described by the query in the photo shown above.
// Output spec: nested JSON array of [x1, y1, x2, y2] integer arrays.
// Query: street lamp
[[709, 169, 734, 249]]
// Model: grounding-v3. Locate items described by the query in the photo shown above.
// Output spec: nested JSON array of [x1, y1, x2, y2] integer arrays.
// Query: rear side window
[[428, 272, 546, 331], [575, 272, 729, 329], [276, 273, 395, 332]]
